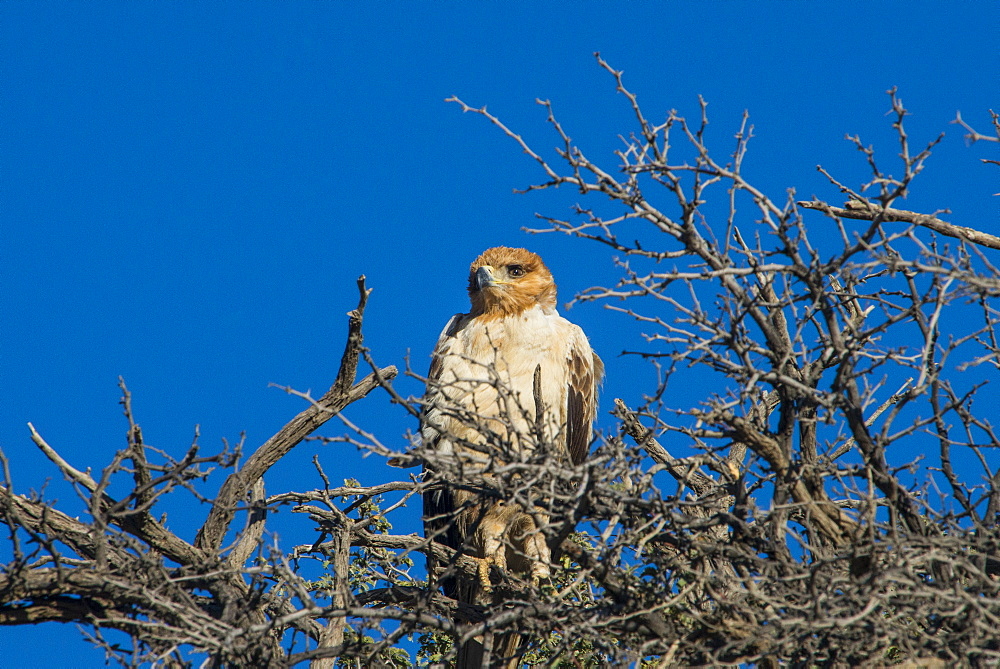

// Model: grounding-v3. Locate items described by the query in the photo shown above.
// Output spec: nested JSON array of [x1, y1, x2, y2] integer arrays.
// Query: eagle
[[420, 246, 602, 666]]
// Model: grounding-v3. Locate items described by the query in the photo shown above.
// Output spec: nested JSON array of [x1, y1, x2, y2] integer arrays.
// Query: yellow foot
[[477, 554, 506, 593]]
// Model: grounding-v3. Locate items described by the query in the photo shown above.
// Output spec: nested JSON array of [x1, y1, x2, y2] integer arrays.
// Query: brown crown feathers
[[466, 247, 558, 318]]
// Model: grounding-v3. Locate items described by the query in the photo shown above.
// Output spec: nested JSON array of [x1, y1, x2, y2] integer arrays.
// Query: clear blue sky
[[2, 3, 996, 665]]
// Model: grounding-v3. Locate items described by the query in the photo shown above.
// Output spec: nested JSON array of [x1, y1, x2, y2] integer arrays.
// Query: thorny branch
[[0, 277, 398, 667], [439, 56, 1000, 665]]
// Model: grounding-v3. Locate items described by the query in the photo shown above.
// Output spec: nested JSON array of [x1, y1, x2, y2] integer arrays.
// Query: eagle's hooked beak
[[475, 265, 507, 290]]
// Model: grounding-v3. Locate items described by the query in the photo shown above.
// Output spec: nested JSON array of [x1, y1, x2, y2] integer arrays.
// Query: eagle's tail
[[492, 630, 527, 669], [455, 615, 525, 668], [452, 572, 527, 668], [424, 477, 530, 667]]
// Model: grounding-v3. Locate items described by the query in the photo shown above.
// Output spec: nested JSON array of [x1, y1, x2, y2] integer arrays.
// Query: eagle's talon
[[478, 554, 507, 593], [477, 558, 493, 593]]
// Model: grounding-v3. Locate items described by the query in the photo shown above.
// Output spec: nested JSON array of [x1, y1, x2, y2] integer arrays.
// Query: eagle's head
[[467, 247, 557, 318]]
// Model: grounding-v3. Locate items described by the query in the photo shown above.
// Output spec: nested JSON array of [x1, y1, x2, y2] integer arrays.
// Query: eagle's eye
[[507, 265, 526, 278]]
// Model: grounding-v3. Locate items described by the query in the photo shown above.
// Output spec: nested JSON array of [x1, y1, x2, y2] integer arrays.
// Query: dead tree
[[2, 56, 1000, 667]]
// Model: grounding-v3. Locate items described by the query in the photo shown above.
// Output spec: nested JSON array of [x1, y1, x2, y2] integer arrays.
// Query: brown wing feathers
[[565, 349, 603, 465]]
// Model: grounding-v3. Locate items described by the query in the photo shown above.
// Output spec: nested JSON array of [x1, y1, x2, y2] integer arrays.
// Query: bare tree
[[3, 55, 1000, 667]]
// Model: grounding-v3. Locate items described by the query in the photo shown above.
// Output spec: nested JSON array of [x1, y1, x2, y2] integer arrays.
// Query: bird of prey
[[420, 246, 602, 664]]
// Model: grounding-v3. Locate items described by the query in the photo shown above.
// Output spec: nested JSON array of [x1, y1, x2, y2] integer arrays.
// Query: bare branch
[[799, 199, 1000, 250]]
